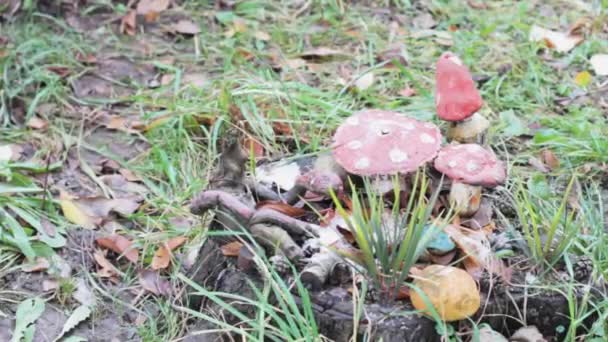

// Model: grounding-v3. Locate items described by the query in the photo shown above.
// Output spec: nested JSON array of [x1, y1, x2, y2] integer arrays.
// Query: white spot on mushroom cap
[[355, 158, 370, 170], [448, 56, 463, 65], [424, 123, 436, 129], [402, 122, 415, 130], [389, 149, 409, 163], [347, 140, 362, 150], [347, 116, 359, 125], [420, 133, 436, 144], [466, 161, 480, 172], [448, 160, 458, 168]]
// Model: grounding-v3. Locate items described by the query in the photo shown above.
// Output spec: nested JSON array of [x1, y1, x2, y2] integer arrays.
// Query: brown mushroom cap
[[332, 110, 442, 176], [434, 144, 506, 187]]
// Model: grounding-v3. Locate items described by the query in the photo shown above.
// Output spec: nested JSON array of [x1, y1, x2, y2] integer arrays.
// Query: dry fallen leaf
[[221, 241, 244, 257], [510, 326, 547, 342], [21, 257, 50, 272], [541, 149, 560, 170], [244, 137, 264, 158], [96, 235, 139, 263], [255, 201, 307, 218], [93, 249, 120, 278], [298, 47, 350, 61], [151, 236, 187, 270], [42, 280, 59, 292], [172, 19, 201, 35], [254, 30, 270, 41], [574, 70, 592, 87], [60, 191, 141, 229], [139, 269, 171, 295], [590, 54, 608, 76], [26, 116, 49, 130], [354, 72, 374, 91], [136, 0, 169, 15], [398, 87, 416, 97], [529, 25, 583, 53], [120, 10, 137, 36], [102, 114, 145, 134]]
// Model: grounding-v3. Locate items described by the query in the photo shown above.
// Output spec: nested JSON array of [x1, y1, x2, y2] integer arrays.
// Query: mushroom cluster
[[190, 52, 507, 312]]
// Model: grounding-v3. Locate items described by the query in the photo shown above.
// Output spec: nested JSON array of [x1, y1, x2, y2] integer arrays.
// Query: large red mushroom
[[435, 52, 489, 143]]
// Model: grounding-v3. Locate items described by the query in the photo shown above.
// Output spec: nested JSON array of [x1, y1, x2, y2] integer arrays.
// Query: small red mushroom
[[332, 109, 442, 176], [435, 52, 489, 143], [434, 144, 506, 216]]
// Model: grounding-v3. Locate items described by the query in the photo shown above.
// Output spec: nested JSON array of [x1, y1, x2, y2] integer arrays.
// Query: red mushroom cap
[[435, 52, 483, 122], [332, 110, 442, 176], [434, 144, 506, 187]]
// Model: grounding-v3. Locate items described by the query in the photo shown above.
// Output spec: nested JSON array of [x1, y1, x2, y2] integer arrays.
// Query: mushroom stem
[[449, 182, 482, 217], [447, 112, 490, 144], [301, 249, 343, 290]]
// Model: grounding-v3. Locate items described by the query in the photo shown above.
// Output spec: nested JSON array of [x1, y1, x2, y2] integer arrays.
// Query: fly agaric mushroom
[[435, 52, 489, 144], [434, 144, 506, 217], [331, 109, 442, 191]]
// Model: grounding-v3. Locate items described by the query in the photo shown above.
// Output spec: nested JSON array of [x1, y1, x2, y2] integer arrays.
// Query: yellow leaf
[[574, 71, 592, 87], [59, 192, 97, 229]]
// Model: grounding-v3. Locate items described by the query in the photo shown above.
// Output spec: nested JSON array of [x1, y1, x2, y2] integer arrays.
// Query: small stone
[[425, 226, 456, 255]]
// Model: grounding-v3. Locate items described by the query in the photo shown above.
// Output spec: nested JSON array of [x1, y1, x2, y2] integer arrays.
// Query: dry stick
[[250, 208, 319, 238], [40, 151, 52, 209], [250, 223, 303, 261]]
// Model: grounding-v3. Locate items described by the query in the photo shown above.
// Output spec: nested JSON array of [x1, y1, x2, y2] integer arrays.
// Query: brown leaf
[[151, 236, 187, 270], [172, 19, 201, 35], [467, 0, 488, 9], [136, 0, 169, 15], [376, 44, 408, 67], [139, 269, 171, 296], [47, 66, 71, 78], [272, 121, 293, 136], [26, 116, 48, 130], [40, 218, 57, 237], [42, 280, 59, 291], [255, 201, 307, 218], [244, 137, 264, 158], [221, 241, 244, 257], [461, 199, 493, 230], [444, 225, 509, 281], [120, 10, 137, 36], [398, 87, 416, 97], [93, 249, 120, 278], [75, 52, 97, 64], [96, 234, 139, 263], [101, 114, 145, 134], [529, 156, 550, 173], [541, 149, 560, 170], [61, 193, 141, 228], [21, 257, 50, 272], [298, 47, 350, 62], [119, 168, 142, 182], [529, 25, 584, 53]]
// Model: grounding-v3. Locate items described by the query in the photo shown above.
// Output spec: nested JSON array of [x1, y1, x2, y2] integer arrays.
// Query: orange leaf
[[93, 249, 120, 279], [120, 10, 137, 36], [151, 236, 187, 270], [255, 201, 307, 217], [96, 234, 139, 263], [220, 241, 244, 257], [541, 149, 560, 170], [244, 137, 264, 158], [272, 121, 293, 136]]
